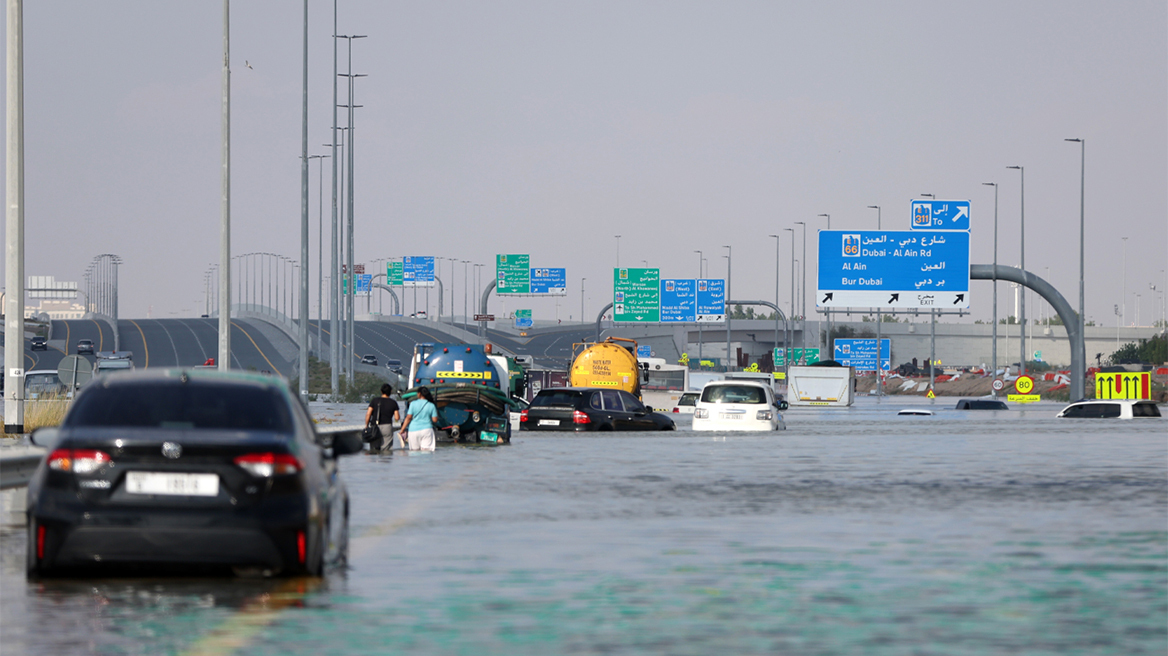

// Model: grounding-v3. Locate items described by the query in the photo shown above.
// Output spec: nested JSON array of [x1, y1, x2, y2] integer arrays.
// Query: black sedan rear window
[[531, 391, 584, 407], [66, 381, 293, 431]]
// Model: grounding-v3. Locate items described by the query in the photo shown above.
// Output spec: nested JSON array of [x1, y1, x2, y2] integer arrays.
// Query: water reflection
[[1, 399, 1163, 655]]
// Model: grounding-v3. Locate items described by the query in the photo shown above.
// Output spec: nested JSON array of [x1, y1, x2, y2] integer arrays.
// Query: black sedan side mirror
[[29, 427, 60, 448]]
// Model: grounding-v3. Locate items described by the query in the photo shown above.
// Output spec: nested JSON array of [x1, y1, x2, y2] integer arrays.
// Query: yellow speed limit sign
[[1014, 375, 1034, 395]]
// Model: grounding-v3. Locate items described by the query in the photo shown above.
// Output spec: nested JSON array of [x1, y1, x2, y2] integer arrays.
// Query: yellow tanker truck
[[569, 337, 648, 397]]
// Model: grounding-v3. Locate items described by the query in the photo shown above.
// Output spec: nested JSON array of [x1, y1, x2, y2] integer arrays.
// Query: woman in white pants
[[399, 387, 440, 451]]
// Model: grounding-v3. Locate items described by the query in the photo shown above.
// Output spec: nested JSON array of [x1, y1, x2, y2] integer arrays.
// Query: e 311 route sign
[[817, 230, 970, 309], [911, 200, 970, 231]]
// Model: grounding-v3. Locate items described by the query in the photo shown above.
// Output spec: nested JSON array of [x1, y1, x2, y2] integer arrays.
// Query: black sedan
[[521, 387, 676, 431], [30, 336, 47, 351], [26, 368, 363, 579]]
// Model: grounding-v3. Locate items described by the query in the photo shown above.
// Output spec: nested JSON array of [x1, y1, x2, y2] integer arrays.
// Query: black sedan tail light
[[47, 449, 112, 474], [233, 453, 302, 477]]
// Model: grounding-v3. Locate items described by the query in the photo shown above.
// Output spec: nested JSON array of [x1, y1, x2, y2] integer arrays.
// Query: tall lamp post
[[766, 236, 779, 363], [694, 249, 704, 364], [723, 245, 732, 370], [614, 235, 621, 269], [1065, 138, 1086, 358], [867, 206, 883, 394], [982, 182, 999, 385], [580, 278, 586, 325], [783, 228, 794, 370], [1007, 165, 1026, 375], [817, 214, 830, 354], [794, 221, 807, 363]]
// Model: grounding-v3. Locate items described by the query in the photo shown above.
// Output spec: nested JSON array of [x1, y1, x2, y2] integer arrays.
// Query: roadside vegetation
[[1108, 334, 1167, 366], [296, 356, 386, 403]]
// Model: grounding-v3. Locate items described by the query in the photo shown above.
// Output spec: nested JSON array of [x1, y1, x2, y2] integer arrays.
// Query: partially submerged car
[[671, 391, 699, 414], [26, 368, 363, 579], [692, 380, 786, 431], [520, 388, 675, 431], [1056, 399, 1162, 419], [955, 399, 1009, 410]]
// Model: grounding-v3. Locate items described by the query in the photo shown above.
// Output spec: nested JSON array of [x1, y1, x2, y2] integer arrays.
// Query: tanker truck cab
[[406, 343, 520, 444]]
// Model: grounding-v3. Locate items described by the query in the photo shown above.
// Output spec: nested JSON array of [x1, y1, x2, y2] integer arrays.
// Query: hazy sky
[[3, 1, 1166, 326]]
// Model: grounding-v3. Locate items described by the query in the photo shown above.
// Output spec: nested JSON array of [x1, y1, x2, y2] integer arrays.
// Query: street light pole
[[694, 249, 704, 364], [867, 206, 883, 393], [783, 228, 794, 370], [982, 182, 999, 385], [328, 1, 339, 396], [1066, 138, 1086, 360], [217, 0, 232, 372], [795, 221, 807, 364], [581, 277, 586, 326], [723, 245, 732, 370], [298, 0, 309, 400], [615, 235, 621, 269], [817, 214, 830, 354], [1007, 166, 1026, 375]]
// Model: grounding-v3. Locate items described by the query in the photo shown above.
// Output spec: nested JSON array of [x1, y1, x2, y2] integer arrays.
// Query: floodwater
[[2, 399, 1165, 655]]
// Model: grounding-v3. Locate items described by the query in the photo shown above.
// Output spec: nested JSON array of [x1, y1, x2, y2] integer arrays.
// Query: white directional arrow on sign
[[953, 206, 968, 223]]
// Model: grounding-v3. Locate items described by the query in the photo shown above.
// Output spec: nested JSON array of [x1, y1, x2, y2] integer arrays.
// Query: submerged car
[[692, 380, 786, 431], [1056, 399, 1162, 419], [520, 387, 675, 431], [672, 391, 699, 414], [26, 368, 363, 579], [955, 399, 1009, 410]]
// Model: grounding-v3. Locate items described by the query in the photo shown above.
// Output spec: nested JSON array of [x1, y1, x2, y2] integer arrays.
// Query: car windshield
[[701, 385, 766, 404], [532, 390, 584, 407], [66, 380, 293, 431], [678, 393, 698, 406]]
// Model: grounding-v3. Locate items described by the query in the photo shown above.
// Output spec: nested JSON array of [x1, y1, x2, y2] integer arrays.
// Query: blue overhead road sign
[[696, 279, 725, 322], [403, 256, 435, 287], [834, 338, 891, 372], [660, 279, 696, 322], [817, 230, 970, 309], [911, 200, 970, 231], [530, 268, 567, 294]]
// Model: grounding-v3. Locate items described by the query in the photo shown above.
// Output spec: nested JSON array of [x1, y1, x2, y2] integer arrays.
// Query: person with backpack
[[365, 383, 401, 451], [399, 386, 439, 452]]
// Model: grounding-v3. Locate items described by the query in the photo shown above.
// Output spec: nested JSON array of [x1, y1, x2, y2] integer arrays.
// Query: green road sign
[[773, 347, 785, 366], [790, 348, 821, 364], [388, 261, 403, 286], [613, 268, 660, 322], [496, 254, 531, 295]]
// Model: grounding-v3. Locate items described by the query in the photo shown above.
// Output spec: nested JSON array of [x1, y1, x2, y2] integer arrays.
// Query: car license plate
[[480, 431, 500, 443], [720, 413, 742, 420], [125, 472, 219, 497], [538, 420, 559, 427]]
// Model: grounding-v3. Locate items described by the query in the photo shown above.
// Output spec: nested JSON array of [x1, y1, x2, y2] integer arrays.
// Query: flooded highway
[[2, 399, 1165, 655]]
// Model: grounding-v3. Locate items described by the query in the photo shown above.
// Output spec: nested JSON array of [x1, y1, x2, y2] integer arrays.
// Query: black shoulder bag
[[363, 402, 382, 443]]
